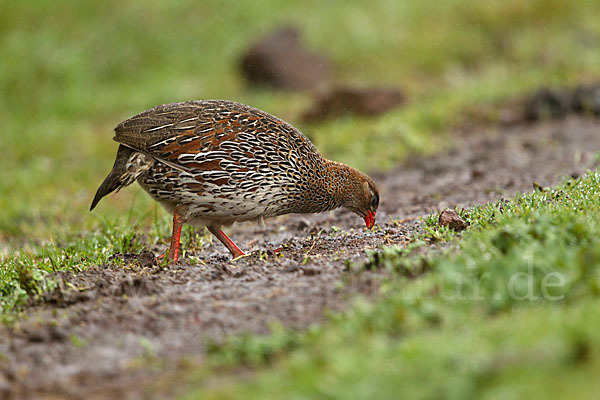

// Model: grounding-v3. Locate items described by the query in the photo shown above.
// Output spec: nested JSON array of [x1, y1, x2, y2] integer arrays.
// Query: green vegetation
[[2, 0, 600, 396], [185, 173, 600, 399]]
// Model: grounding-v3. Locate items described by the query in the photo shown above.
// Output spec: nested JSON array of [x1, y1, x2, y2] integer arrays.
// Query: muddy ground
[[1, 115, 599, 399]]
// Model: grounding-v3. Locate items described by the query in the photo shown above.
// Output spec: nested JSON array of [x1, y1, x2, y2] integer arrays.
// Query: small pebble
[[438, 209, 468, 232]]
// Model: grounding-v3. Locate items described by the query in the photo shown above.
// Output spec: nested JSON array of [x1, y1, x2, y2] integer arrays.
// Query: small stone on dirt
[[302, 86, 405, 123], [239, 26, 331, 91], [438, 209, 468, 232]]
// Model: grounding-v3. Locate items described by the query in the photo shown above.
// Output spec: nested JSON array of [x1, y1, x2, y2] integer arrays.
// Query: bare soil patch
[[1, 116, 599, 399]]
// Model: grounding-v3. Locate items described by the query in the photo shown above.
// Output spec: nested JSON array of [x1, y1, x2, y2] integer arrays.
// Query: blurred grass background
[[1, 0, 599, 249]]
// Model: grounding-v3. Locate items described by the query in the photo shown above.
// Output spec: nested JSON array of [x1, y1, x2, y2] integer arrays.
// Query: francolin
[[91, 101, 379, 261]]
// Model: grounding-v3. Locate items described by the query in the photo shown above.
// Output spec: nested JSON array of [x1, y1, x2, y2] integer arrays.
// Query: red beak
[[364, 210, 376, 229]]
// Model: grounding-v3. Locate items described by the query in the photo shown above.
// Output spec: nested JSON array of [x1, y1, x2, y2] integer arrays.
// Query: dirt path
[[1, 116, 599, 399]]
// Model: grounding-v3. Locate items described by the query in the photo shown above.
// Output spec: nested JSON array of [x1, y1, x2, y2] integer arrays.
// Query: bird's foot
[[232, 252, 249, 261]]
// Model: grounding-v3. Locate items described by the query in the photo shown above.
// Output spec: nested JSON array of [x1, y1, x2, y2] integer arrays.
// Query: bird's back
[[113, 100, 318, 159], [114, 100, 332, 225]]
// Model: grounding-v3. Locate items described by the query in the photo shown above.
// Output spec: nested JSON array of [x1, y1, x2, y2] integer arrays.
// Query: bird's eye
[[370, 194, 379, 209]]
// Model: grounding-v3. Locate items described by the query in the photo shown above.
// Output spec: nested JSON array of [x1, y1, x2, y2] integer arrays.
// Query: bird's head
[[342, 168, 379, 229]]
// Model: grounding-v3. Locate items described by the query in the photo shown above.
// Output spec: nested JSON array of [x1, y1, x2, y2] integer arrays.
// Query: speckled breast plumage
[[115, 100, 343, 225]]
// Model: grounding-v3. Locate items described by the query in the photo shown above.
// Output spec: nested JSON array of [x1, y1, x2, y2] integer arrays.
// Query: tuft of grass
[[205, 323, 305, 367], [181, 172, 600, 398], [0, 220, 151, 314]]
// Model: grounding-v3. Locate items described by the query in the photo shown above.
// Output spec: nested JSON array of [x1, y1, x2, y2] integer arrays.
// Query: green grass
[[2, 0, 600, 394], [182, 172, 600, 399]]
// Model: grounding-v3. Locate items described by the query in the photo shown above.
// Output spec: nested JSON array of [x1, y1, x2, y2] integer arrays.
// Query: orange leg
[[208, 226, 245, 258], [167, 206, 184, 262]]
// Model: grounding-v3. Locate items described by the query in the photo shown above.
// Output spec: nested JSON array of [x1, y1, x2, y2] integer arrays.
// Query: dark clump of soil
[[1, 114, 600, 399], [438, 210, 468, 232], [525, 83, 600, 121], [239, 26, 331, 91], [464, 83, 600, 128], [302, 86, 406, 123]]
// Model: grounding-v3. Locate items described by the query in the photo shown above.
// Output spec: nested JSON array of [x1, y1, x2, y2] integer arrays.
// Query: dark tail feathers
[[90, 145, 135, 211]]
